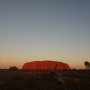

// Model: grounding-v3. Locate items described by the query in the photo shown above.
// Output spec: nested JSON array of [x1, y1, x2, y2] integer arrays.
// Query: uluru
[[22, 60, 71, 70]]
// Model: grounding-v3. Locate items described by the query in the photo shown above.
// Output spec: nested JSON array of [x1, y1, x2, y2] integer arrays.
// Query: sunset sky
[[0, 0, 90, 69]]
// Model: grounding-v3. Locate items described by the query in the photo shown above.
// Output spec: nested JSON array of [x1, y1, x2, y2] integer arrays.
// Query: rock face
[[22, 60, 71, 70]]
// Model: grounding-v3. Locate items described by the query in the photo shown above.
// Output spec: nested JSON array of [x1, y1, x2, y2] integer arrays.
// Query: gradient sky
[[0, 0, 90, 69]]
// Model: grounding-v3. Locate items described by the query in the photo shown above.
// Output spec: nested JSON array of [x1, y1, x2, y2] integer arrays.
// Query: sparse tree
[[84, 61, 90, 69], [9, 66, 18, 71]]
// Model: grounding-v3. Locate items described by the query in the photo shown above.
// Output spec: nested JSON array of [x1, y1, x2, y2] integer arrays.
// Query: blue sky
[[0, 0, 90, 69]]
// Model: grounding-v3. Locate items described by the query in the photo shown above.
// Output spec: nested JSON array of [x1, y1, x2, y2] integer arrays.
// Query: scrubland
[[0, 69, 90, 90]]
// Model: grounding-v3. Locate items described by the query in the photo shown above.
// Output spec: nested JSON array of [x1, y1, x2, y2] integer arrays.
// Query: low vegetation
[[0, 69, 90, 90]]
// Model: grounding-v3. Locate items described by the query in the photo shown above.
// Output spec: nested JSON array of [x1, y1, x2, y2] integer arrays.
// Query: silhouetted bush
[[9, 66, 18, 71]]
